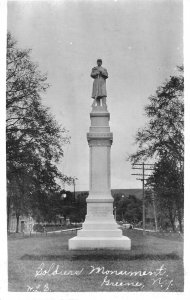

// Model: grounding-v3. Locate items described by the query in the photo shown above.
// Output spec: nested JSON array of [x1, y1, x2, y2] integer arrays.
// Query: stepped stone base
[[69, 236, 131, 250], [68, 218, 131, 250]]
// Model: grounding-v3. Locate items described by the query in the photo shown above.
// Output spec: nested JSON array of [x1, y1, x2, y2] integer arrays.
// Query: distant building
[[8, 214, 35, 233]]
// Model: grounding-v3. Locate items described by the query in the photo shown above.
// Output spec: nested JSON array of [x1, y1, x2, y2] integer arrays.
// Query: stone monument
[[69, 59, 131, 250]]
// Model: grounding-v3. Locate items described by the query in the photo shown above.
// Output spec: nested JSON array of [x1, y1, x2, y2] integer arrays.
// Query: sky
[[7, 0, 183, 191]]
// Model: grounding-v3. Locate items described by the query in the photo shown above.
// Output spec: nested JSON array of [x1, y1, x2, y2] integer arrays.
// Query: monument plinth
[[69, 105, 131, 250]]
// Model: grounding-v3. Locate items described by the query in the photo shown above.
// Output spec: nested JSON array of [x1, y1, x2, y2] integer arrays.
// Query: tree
[[129, 66, 184, 164], [144, 188, 158, 231], [7, 170, 34, 232], [6, 33, 72, 231], [57, 191, 75, 223], [113, 194, 142, 223], [73, 192, 88, 222], [129, 67, 184, 232], [146, 157, 184, 232]]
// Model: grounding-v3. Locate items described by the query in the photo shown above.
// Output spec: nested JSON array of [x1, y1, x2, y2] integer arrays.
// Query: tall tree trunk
[[16, 212, 20, 233], [168, 210, 175, 232], [177, 207, 183, 233], [178, 164, 184, 233], [7, 214, 10, 234], [152, 193, 158, 231], [7, 197, 11, 233]]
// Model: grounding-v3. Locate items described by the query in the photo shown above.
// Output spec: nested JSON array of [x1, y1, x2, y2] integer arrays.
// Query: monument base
[[69, 235, 131, 250], [69, 217, 131, 250]]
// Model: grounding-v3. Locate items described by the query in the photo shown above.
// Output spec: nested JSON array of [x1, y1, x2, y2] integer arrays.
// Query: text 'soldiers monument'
[[69, 59, 131, 250]]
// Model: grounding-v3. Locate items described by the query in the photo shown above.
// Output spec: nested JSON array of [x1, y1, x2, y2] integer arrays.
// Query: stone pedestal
[[69, 105, 131, 250]]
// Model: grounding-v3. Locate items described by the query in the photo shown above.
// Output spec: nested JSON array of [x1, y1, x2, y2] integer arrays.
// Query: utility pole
[[152, 190, 158, 231], [142, 162, 145, 234], [131, 163, 154, 235]]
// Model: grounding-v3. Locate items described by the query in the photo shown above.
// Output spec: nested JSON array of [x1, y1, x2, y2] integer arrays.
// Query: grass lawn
[[8, 229, 184, 292]]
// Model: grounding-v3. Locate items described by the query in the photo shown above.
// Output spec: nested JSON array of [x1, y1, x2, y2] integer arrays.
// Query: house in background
[[8, 214, 35, 233]]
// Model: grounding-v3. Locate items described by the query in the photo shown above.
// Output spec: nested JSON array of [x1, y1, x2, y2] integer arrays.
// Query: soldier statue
[[91, 59, 108, 108]]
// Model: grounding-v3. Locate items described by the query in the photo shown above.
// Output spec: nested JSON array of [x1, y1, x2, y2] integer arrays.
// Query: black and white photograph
[[1, 0, 189, 297]]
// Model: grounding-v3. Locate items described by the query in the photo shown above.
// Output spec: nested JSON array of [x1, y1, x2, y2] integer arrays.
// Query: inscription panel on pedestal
[[87, 205, 113, 217]]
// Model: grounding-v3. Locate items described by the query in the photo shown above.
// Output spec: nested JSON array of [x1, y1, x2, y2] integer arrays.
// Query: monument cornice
[[88, 141, 112, 147], [90, 112, 110, 119], [87, 132, 113, 140]]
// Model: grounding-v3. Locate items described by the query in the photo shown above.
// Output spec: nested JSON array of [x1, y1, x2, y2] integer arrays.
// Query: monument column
[[69, 105, 131, 250]]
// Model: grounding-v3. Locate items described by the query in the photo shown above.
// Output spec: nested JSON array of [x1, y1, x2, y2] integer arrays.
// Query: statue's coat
[[91, 66, 108, 99]]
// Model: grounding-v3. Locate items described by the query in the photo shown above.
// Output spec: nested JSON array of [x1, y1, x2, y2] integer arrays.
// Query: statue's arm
[[101, 68, 108, 79], [91, 67, 99, 79]]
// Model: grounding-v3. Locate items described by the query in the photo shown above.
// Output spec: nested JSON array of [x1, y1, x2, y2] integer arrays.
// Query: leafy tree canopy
[[6, 32, 73, 228], [129, 66, 184, 164]]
